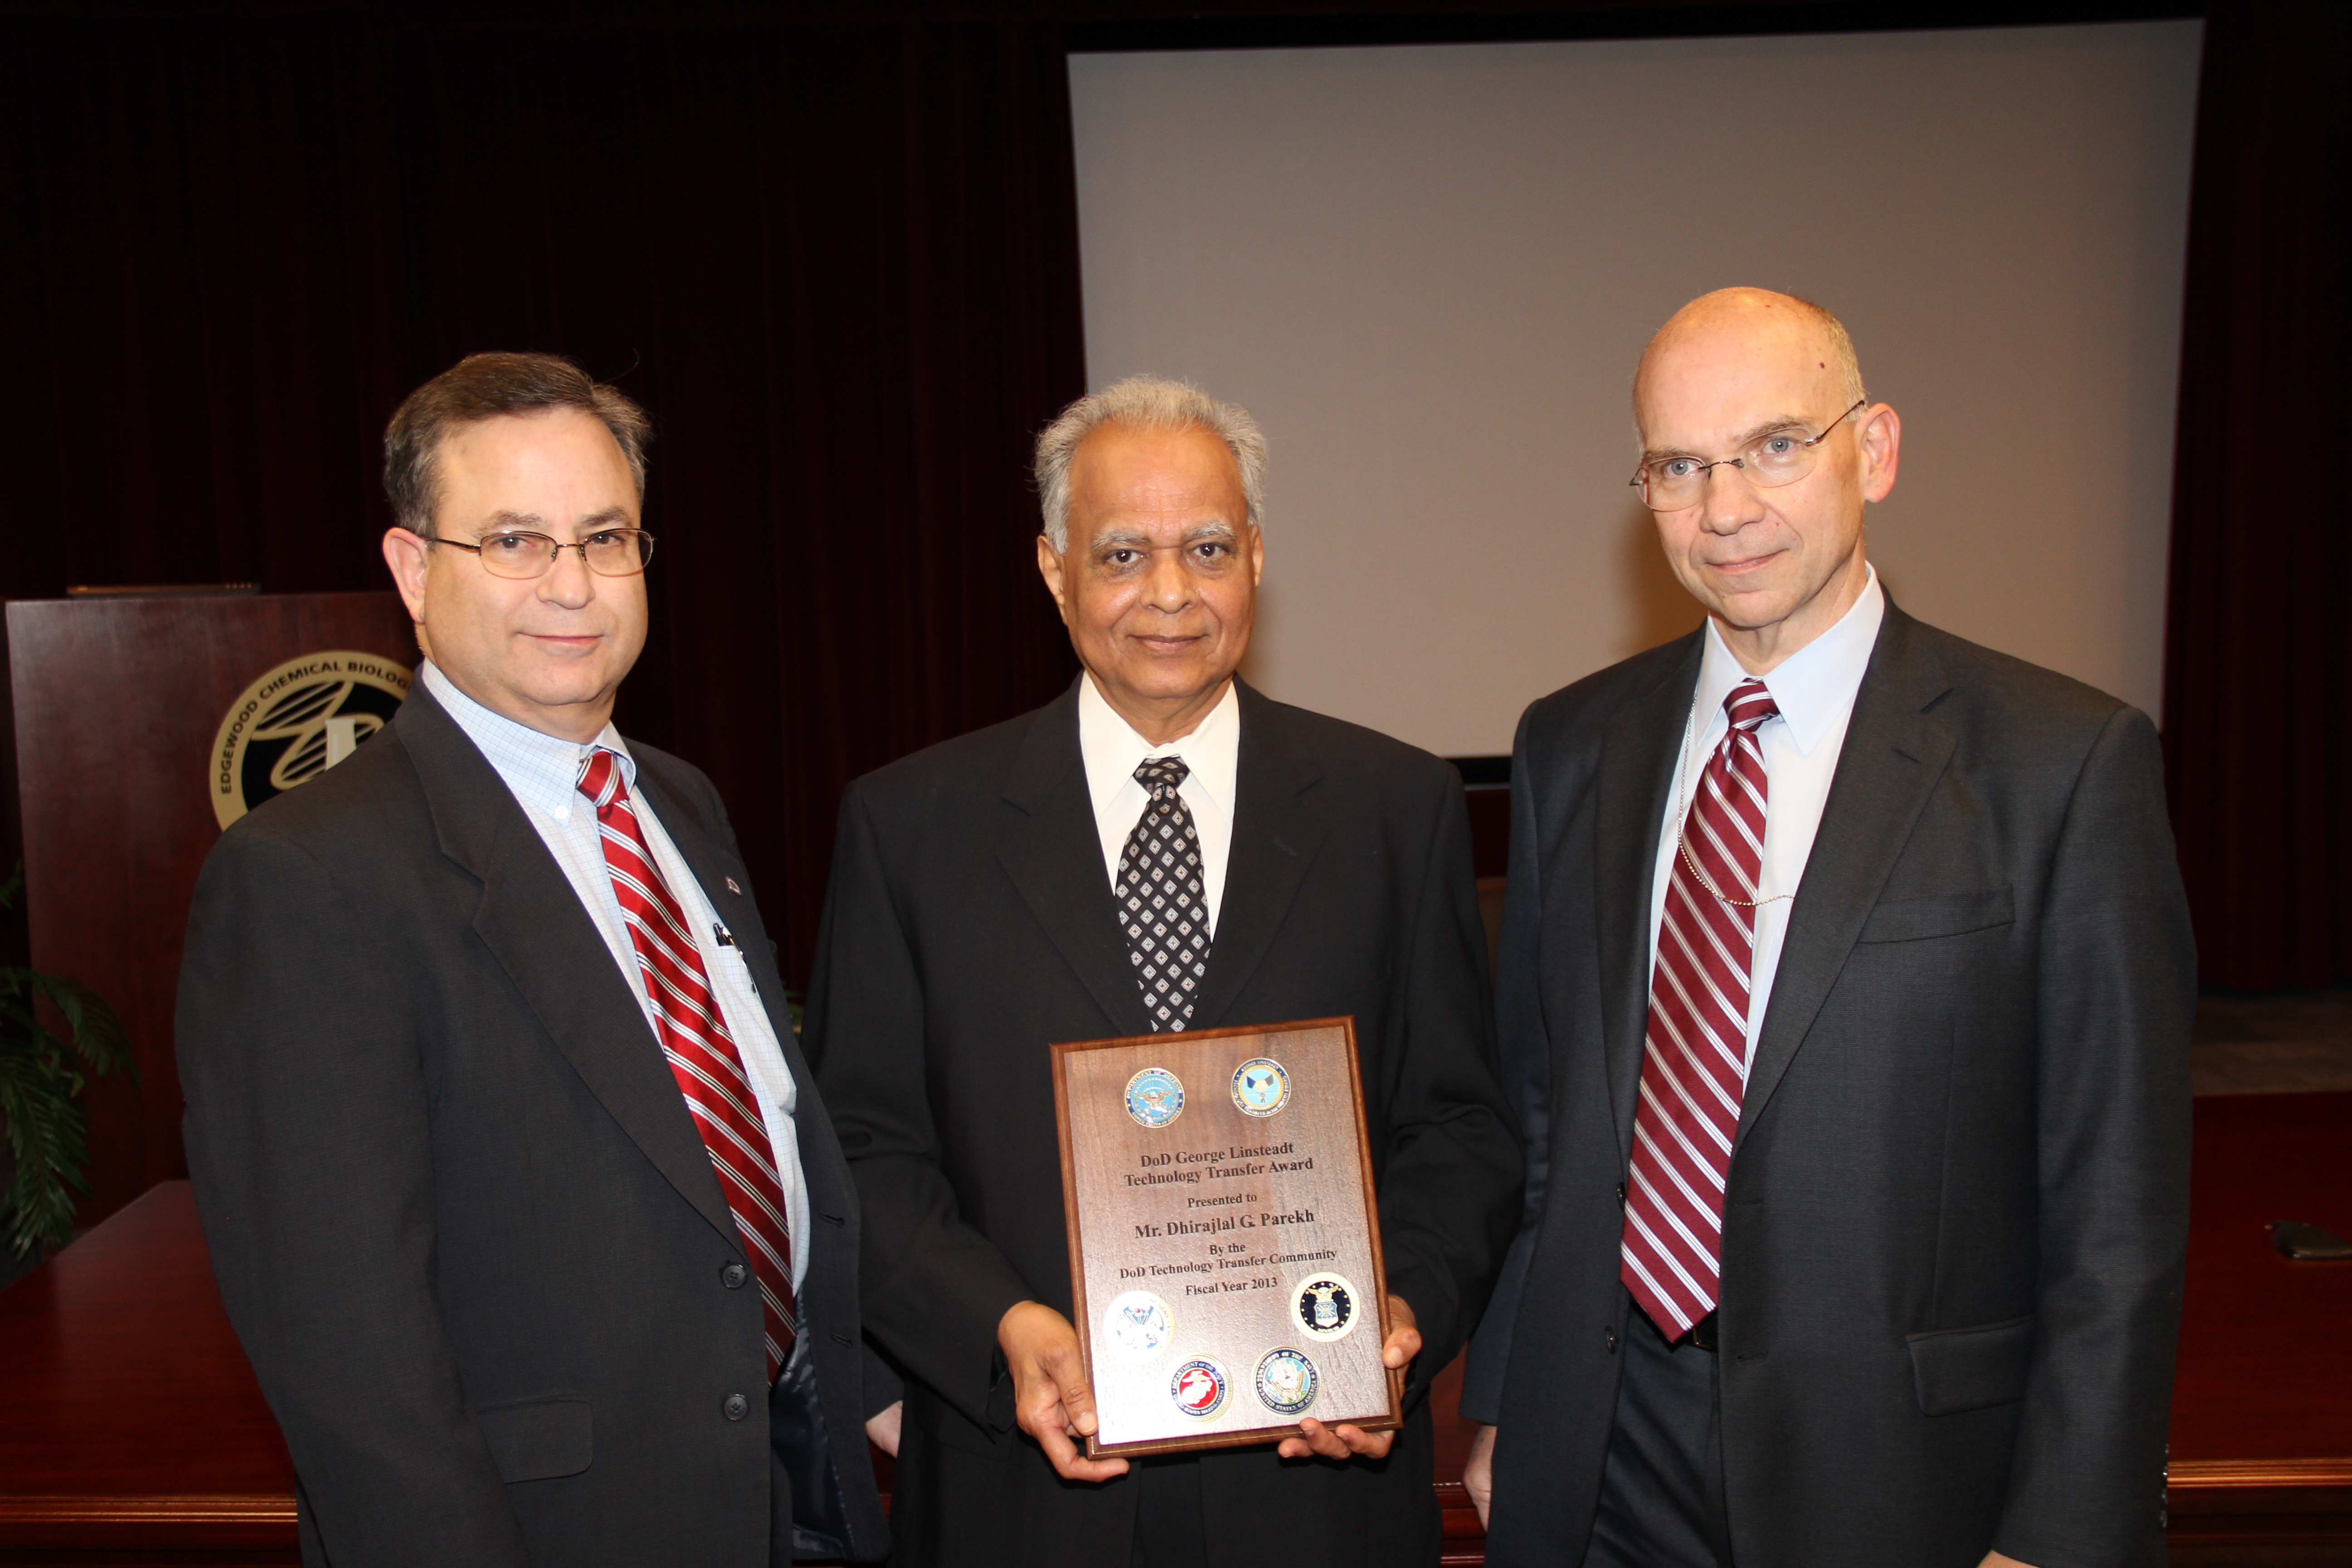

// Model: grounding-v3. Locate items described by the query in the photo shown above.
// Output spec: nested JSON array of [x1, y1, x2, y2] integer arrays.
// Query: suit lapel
[[1736, 605, 1955, 1145], [1593, 634, 1705, 1160], [996, 683, 1156, 1038], [1189, 684, 1327, 1032], [630, 760, 802, 1060], [395, 688, 740, 1245]]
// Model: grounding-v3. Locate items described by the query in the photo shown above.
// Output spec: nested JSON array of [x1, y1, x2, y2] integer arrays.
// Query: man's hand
[[1981, 1556, 2038, 1567], [998, 1300, 1129, 1482], [864, 1400, 903, 1458], [1277, 1295, 1421, 1461], [1463, 1422, 1496, 1525]]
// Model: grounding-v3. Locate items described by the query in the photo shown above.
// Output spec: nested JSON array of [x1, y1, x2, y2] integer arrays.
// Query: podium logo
[[212, 652, 411, 829]]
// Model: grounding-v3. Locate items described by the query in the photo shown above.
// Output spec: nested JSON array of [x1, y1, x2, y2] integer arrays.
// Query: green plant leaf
[[29, 975, 135, 1082], [0, 1047, 91, 1257]]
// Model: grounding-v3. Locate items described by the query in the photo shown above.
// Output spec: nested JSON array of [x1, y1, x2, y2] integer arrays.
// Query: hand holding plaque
[[1051, 1017, 1403, 1457]]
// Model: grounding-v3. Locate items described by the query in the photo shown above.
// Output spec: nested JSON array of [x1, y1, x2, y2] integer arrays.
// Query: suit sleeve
[[808, 783, 1032, 1429], [1374, 763, 1524, 1403], [1460, 710, 1552, 1424], [176, 826, 530, 1567], [1994, 706, 2194, 1567]]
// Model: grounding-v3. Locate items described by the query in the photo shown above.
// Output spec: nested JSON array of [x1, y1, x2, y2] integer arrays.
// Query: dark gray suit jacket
[[1463, 604, 2194, 1568], [808, 679, 1521, 1567], [178, 683, 888, 1567]]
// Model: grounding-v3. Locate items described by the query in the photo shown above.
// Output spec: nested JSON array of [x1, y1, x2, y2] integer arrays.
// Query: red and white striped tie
[[578, 748, 796, 1378], [1620, 679, 1778, 1341]]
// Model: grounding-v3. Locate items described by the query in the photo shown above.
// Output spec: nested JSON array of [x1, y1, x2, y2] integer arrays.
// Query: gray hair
[[1033, 375, 1267, 551]]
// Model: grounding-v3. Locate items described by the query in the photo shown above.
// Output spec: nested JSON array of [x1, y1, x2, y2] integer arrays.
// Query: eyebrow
[[479, 507, 633, 534], [1086, 519, 1240, 549], [1641, 414, 1816, 464]]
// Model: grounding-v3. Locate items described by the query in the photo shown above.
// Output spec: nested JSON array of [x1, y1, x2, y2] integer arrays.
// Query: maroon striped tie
[[1620, 678, 1778, 1341], [578, 749, 796, 1378]]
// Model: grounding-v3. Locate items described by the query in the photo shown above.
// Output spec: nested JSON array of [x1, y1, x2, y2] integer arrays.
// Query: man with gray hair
[[810, 376, 1521, 1566]]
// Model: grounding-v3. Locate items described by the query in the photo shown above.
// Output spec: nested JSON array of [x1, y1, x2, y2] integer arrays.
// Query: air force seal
[[1102, 1291, 1173, 1360], [1124, 1067, 1186, 1128], [1292, 1273, 1360, 1343], [1230, 1057, 1291, 1117], [1170, 1357, 1229, 1419], [1254, 1347, 1320, 1416]]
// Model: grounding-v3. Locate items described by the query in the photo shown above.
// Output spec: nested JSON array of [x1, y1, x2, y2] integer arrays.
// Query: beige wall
[[1071, 21, 2202, 755]]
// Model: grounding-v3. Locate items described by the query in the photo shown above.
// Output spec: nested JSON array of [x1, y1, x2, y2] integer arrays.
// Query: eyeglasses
[[1628, 399, 1867, 510], [433, 528, 657, 579]]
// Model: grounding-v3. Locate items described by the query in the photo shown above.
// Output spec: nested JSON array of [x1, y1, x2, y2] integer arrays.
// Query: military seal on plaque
[[1291, 1273, 1360, 1343], [1254, 1348, 1320, 1416], [1123, 1066, 1186, 1128], [1230, 1056, 1291, 1117], [1102, 1291, 1174, 1360], [1170, 1358, 1230, 1419]]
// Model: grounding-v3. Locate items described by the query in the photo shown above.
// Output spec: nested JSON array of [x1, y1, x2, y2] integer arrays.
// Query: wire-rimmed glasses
[[432, 528, 657, 579], [1628, 398, 1867, 510]]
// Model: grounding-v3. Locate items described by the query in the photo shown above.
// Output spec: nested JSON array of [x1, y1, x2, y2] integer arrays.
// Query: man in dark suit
[[1459, 289, 2195, 1568], [808, 376, 1521, 1565], [178, 353, 887, 1567]]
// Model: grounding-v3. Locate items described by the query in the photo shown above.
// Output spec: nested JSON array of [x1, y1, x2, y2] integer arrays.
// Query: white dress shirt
[[1646, 567, 1886, 1067], [420, 662, 810, 1289], [1078, 673, 1241, 937]]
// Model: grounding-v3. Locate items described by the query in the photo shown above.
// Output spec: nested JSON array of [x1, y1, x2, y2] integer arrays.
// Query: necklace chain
[[1673, 694, 1794, 911]]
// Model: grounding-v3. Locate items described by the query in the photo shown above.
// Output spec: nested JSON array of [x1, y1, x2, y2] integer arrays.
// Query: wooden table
[[4, 1095, 2346, 1564], [2165, 1092, 2352, 1552], [0, 1182, 295, 1564]]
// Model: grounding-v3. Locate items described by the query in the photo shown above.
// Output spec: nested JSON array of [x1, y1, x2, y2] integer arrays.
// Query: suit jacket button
[[724, 1393, 750, 1421], [722, 1262, 749, 1289], [1614, 1182, 1626, 1207], [1605, 1327, 1618, 1354]]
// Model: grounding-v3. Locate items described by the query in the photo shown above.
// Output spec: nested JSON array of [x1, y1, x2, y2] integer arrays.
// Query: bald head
[[1627, 286, 1898, 675], [1636, 288, 1863, 433]]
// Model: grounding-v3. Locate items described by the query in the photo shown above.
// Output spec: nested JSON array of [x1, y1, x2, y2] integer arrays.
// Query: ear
[[1246, 523, 1265, 586], [1858, 403, 1901, 504], [1035, 534, 1074, 627], [382, 528, 432, 623]]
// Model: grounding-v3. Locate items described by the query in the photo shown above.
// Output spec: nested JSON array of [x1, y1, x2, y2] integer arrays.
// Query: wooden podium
[[4, 591, 416, 1230]]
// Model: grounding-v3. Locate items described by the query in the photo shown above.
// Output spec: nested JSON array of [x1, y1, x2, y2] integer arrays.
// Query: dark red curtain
[[0, 7, 1083, 986], [2161, 0, 2352, 989]]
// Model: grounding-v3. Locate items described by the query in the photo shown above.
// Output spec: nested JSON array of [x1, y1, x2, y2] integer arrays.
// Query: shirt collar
[[419, 661, 632, 823], [1694, 564, 1885, 757], [1077, 673, 1241, 818]]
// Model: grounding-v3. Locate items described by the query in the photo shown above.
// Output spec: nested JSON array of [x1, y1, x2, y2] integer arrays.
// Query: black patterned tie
[[1119, 756, 1214, 1032]]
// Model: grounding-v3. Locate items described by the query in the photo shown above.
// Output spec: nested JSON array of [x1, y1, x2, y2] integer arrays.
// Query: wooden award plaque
[[1052, 1017, 1401, 1457]]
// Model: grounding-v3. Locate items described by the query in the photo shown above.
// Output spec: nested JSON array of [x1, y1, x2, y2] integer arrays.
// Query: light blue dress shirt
[[420, 662, 809, 1289], [1646, 565, 1887, 1067]]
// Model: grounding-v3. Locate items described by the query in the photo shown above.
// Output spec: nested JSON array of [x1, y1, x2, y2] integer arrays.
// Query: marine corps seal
[[1170, 1357, 1229, 1419]]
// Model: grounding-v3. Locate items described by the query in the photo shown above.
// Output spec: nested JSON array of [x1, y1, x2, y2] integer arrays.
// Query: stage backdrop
[[0, 10, 1086, 1006], [1073, 20, 2202, 756]]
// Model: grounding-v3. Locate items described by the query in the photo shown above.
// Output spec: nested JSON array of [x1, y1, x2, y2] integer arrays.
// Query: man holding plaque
[[1460, 290, 2194, 1568], [810, 376, 1521, 1566]]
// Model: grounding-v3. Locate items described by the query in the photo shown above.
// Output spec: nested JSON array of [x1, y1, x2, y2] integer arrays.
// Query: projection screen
[[1071, 21, 2202, 755]]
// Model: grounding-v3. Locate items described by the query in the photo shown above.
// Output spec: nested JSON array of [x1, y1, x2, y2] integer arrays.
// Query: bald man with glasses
[[1460, 290, 2193, 1568]]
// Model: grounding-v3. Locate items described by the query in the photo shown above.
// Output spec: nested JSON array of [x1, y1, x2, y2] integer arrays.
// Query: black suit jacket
[[808, 679, 1521, 1566], [177, 683, 888, 1567], [1462, 604, 2195, 1568]]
